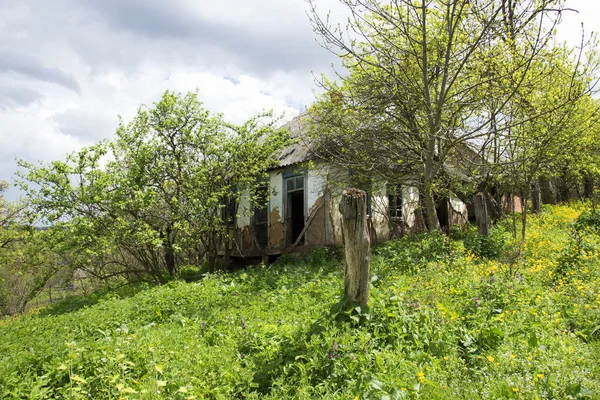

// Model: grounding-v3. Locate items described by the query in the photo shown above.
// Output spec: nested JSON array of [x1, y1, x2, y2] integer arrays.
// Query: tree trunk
[[520, 187, 529, 243], [558, 168, 571, 202], [339, 188, 370, 307], [521, 196, 528, 243], [423, 184, 440, 231], [473, 192, 489, 235], [488, 186, 503, 221], [163, 226, 176, 276], [584, 174, 594, 200], [531, 182, 541, 214], [539, 177, 555, 205]]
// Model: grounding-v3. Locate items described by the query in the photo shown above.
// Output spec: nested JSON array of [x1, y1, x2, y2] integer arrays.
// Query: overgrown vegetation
[[0, 92, 290, 314], [306, 0, 600, 238], [1, 204, 599, 399]]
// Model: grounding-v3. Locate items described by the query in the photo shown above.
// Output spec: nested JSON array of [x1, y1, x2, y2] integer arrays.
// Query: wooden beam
[[291, 202, 321, 248]]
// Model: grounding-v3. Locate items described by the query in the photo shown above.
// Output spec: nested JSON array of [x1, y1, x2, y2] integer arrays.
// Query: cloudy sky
[[0, 0, 598, 199]]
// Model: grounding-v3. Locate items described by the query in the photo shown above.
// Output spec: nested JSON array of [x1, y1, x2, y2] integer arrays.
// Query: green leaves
[[1, 205, 600, 397], [15, 90, 290, 283]]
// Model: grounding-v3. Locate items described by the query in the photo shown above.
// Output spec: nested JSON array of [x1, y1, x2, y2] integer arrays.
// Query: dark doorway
[[284, 173, 305, 246], [288, 191, 305, 244], [436, 198, 449, 231]]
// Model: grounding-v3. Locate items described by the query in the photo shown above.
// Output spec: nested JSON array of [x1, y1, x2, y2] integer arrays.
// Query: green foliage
[[0, 181, 66, 315], [574, 210, 600, 232], [1, 204, 600, 398], [306, 0, 592, 230], [17, 91, 290, 284], [459, 226, 507, 259], [374, 231, 454, 274]]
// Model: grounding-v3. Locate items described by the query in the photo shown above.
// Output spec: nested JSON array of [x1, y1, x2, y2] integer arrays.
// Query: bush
[[462, 225, 506, 259], [574, 209, 600, 232], [1, 204, 600, 399], [375, 230, 452, 274]]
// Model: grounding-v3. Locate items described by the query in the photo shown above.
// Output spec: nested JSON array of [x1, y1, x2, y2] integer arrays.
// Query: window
[[253, 184, 269, 248], [221, 196, 237, 227], [286, 175, 305, 193], [388, 184, 402, 219]]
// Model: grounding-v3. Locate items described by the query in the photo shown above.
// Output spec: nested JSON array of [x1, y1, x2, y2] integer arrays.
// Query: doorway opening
[[285, 174, 305, 246], [436, 198, 450, 232]]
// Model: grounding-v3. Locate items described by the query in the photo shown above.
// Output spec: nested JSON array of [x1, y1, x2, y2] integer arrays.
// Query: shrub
[[461, 225, 506, 259], [375, 230, 452, 274], [1, 204, 600, 399], [574, 209, 600, 232]]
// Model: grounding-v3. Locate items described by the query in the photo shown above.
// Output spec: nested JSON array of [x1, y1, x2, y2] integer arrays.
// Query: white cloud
[[0, 0, 597, 201]]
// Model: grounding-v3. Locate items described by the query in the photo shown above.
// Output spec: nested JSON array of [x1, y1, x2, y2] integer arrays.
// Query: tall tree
[[478, 39, 600, 240], [306, 0, 568, 230], [0, 182, 62, 315], [18, 91, 289, 282]]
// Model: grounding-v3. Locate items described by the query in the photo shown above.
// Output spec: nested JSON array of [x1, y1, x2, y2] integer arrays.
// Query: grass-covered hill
[[1, 204, 600, 399]]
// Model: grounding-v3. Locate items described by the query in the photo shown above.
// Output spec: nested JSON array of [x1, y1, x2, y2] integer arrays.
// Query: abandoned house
[[222, 116, 472, 259]]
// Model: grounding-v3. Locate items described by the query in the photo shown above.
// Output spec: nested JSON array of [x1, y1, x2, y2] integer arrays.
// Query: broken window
[[388, 184, 402, 219], [253, 184, 269, 248], [221, 195, 237, 227]]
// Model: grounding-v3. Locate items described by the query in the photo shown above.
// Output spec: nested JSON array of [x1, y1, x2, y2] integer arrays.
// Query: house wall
[[237, 189, 252, 227], [324, 165, 349, 246], [232, 164, 469, 255], [305, 165, 330, 246], [369, 180, 390, 242], [268, 170, 285, 249], [236, 189, 253, 250], [403, 186, 420, 233], [502, 194, 523, 213], [449, 196, 469, 227]]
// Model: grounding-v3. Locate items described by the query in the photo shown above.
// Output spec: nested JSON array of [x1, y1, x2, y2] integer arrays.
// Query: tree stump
[[339, 188, 370, 307]]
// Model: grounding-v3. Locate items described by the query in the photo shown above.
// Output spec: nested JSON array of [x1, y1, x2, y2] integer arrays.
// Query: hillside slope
[[1, 205, 600, 399]]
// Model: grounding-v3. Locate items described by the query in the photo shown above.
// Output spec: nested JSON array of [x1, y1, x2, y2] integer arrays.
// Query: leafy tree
[[18, 91, 289, 283], [0, 181, 28, 313], [0, 182, 63, 314], [477, 40, 600, 240], [306, 0, 569, 230]]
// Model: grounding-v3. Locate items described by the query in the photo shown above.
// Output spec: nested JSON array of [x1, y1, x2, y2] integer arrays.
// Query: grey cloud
[[83, 0, 336, 76], [0, 85, 42, 109], [0, 0, 337, 189], [53, 108, 118, 142], [0, 49, 81, 93], [86, 0, 198, 39]]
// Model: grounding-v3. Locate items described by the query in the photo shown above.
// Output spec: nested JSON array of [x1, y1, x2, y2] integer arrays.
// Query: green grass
[[1, 204, 600, 399]]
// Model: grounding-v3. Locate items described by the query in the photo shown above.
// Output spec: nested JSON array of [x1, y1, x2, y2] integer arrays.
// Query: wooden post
[[339, 188, 370, 307], [473, 192, 489, 235], [324, 188, 332, 244]]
